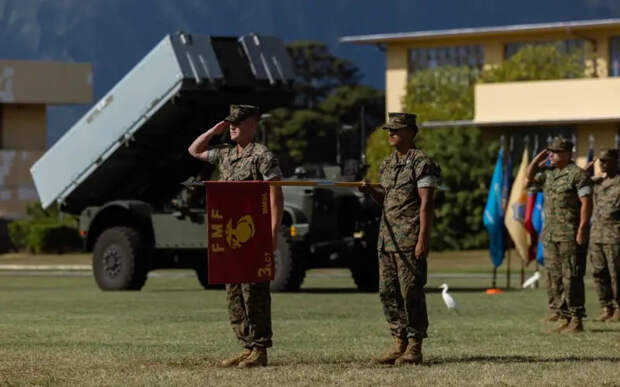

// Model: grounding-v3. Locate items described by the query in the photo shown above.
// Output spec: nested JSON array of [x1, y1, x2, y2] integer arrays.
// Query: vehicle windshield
[[289, 164, 342, 180]]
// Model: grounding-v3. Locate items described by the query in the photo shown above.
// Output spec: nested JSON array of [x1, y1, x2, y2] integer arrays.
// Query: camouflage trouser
[[545, 269, 564, 313], [226, 281, 272, 348], [543, 240, 587, 318], [589, 243, 620, 309], [378, 250, 428, 339]]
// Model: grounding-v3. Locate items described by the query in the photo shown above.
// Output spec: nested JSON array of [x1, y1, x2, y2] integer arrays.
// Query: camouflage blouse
[[205, 142, 282, 181], [378, 147, 440, 252], [590, 175, 620, 244], [533, 163, 592, 242]]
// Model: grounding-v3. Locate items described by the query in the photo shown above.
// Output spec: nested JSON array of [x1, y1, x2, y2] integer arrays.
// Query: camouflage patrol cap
[[224, 104, 260, 124], [598, 148, 618, 160], [383, 112, 418, 131], [546, 136, 573, 153]]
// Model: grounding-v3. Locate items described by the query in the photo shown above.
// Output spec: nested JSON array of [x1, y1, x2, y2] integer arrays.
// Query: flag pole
[[506, 249, 511, 289], [535, 262, 540, 289], [268, 180, 381, 188], [191, 180, 382, 188], [520, 258, 525, 286]]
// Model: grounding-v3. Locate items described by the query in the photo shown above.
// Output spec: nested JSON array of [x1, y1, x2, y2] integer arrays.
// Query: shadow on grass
[[146, 287, 225, 293], [427, 354, 620, 365], [588, 328, 620, 333], [144, 286, 503, 294], [296, 287, 491, 294], [295, 288, 362, 294]]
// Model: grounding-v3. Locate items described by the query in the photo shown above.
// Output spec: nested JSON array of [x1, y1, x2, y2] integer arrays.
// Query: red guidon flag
[[205, 181, 274, 284]]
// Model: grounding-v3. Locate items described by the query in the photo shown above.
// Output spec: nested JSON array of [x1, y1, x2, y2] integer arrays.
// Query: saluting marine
[[589, 148, 620, 322], [527, 136, 592, 333], [188, 104, 284, 368]]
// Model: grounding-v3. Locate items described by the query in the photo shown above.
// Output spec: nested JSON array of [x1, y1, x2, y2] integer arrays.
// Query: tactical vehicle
[[273, 163, 381, 291], [31, 32, 380, 292]]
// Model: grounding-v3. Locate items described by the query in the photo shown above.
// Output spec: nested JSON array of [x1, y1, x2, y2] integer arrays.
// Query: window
[[504, 39, 584, 59], [610, 36, 620, 77], [408, 45, 485, 73]]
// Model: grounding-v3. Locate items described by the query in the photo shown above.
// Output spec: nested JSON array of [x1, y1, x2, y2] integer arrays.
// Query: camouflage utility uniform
[[378, 147, 440, 340], [534, 163, 592, 318], [589, 172, 620, 314], [205, 142, 282, 349]]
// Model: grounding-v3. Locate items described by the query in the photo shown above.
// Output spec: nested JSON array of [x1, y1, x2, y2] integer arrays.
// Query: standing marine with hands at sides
[[526, 137, 592, 333], [360, 112, 440, 366], [188, 104, 284, 368]]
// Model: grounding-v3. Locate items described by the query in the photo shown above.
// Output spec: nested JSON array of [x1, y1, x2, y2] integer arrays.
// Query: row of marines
[[527, 138, 620, 332], [189, 104, 619, 367]]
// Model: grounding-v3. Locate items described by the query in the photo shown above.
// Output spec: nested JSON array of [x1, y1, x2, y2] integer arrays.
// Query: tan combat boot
[[561, 317, 584, 333], [610, 308, 620, 322], [394, 338, 423, 366], [238, 347, 267, 368], [373, 337, 408, 365], [220, 348, 252, 367], [594, 307, 614, 322], [550, 317, 570, 332], [545, 313, 562, 322]]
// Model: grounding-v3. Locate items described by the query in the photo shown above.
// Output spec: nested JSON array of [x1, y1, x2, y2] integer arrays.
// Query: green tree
[[320, 85, 384, 163], [481, 44, 585, 83], [286, 41, 360, 108], [264, 108, 339, 175], [320, 85, 384, 127], [266, 42, 384, 173], [365, 44, 586, 250]]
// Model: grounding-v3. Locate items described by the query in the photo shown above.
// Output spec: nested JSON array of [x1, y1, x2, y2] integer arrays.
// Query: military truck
[[31, 32, 380, 292], [272, 162, 380, 291]]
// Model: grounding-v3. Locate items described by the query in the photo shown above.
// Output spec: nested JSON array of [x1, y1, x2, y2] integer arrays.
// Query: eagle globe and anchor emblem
[[225, 215, 256, 250]]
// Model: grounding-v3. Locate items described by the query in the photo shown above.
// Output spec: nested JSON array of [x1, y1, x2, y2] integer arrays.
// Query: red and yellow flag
[[504, 148, 531, 262], [205, 181, 274, 284]]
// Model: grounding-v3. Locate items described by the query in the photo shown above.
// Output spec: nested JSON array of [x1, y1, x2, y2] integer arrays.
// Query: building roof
[[421, 116, 620, 129], [340, 18, 620, 44]]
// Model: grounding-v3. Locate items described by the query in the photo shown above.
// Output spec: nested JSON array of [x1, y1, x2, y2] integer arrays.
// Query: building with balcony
[[341, 19, 620, 165]]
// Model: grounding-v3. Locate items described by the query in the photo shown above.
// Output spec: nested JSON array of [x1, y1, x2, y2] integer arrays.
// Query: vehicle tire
[[93, 226, 148, 290], [270, 226, 306, 292], [349, 241, 379, 292]]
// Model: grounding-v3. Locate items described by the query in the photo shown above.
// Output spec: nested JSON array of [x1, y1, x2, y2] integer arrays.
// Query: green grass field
[[0, 248, 537, 274], [1, 255, 619, 386]]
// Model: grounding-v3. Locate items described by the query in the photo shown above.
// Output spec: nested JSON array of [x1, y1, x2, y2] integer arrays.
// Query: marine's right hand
[[534, 149, 548, 162], [210, 120, 230, 135]]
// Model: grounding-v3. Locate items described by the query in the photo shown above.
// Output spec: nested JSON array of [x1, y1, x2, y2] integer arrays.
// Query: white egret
[[439, 283, 459, 312], [522, 271, 541, 289]]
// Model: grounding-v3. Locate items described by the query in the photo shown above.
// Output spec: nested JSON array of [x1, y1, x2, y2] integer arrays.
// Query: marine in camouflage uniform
[[362, 113, 440, 365], [588, 148, 620, 322], [189, 105, 283, 367], [528, 137, 592, 332]]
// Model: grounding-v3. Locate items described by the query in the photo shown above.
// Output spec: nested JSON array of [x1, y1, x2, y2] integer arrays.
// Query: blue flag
[[484, 149, 505, 268], [532, 192, 544, 266]]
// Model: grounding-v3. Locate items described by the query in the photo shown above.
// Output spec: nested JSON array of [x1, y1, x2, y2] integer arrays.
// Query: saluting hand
[[533, 149, 549, 166], [210, 120, 230, 135]]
